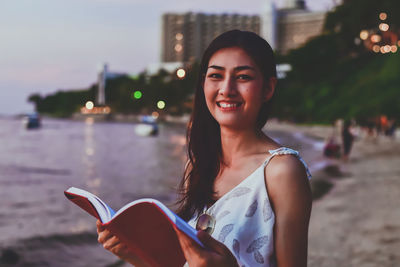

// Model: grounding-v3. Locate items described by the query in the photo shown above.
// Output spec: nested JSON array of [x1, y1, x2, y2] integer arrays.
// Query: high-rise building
[[160, 1, 326, 64], [262, 0, 326, 54], [161, 12, 260, 63]]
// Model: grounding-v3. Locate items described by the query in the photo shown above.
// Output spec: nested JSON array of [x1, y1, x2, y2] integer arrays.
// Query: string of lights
[[358, 12, 399, 54]]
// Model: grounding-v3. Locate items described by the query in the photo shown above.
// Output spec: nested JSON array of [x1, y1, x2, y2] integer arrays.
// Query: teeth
[[219, 103, 239, 108]]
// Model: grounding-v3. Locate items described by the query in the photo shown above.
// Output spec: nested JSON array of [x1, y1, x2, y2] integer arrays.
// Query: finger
[[197, 230, 227, 255], [103, 235, 121, 250], [98, 229, 114, 244], [96, 220, 105, 233], [174, 227, 204, 259], [110, 243, 130, 257]]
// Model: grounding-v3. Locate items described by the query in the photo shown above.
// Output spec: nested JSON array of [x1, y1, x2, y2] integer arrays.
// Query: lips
[[216, 101, 242, 110]]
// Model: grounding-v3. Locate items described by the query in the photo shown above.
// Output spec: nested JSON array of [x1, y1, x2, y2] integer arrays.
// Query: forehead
[[208, 47, 257, 68]]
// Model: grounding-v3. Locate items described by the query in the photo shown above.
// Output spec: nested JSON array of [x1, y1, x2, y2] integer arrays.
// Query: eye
[[207, 73, 223, 79], [237, 74, 253, 80]]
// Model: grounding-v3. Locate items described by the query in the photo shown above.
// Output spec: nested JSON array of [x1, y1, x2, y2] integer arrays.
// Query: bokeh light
[[175, 33, 183, 40], [85, 101, 94, 110], [370, 34, 381, 43], [372, 45, 380, 53], [176, 68, 186, 78], [360, 30, 369, 40], [380, 45, 391, 54], [391, 45, 397, 53], [157, 100, 166, 109], [174, 44, 183, 52], [133, 91, 142, 99], [379, 12, 387, 21], [379, 23, 389, 32]]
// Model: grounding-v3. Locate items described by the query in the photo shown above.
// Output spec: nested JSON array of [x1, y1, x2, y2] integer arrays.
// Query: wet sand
[[269, 122, 400, 267]]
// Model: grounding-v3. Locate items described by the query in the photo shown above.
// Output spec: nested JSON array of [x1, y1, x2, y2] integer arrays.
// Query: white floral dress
[[187, 147, 311, 267]]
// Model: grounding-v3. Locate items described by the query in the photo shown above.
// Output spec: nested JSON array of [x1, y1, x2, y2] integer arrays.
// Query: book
[[64, 187, 203, 267]]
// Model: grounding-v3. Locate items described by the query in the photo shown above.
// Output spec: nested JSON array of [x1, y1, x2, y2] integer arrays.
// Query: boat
[[24, 113, 41, 129], [134, 115, 159, 136]]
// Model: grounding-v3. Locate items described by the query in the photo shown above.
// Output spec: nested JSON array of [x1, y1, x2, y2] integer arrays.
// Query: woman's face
[[204, 47, 272, 130]]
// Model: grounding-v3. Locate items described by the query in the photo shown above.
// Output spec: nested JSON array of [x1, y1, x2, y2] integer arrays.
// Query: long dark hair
[[176, 30, 277, 221]]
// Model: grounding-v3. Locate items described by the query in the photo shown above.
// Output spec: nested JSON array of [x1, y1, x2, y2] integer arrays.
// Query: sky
[[0, 0, 337, 115]]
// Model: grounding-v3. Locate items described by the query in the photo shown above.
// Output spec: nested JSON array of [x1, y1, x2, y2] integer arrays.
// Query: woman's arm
[[265, 155, 312, 267], [96, 220, 151, 267]]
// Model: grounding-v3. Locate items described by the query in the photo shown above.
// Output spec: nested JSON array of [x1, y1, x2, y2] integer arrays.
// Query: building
[[96, 64, 125, 106], [262, 0, 326, 54], [161, 12, 260, 62], [160, 1, 326, 65]]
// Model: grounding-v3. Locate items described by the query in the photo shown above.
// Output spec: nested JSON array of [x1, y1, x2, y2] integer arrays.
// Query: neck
[[219, 126, 265, 166]]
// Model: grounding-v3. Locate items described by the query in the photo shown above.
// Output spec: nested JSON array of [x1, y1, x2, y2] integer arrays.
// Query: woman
[[97, 30, 312, 267]]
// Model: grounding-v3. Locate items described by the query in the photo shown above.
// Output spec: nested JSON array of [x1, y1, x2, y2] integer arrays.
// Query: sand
[[274, 122, 400, 267]]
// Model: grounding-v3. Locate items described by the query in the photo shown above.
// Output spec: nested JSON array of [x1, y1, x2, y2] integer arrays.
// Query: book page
[[66, 187, 112, 222]]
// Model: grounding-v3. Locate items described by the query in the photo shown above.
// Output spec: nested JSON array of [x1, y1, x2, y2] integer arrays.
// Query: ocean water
[[0, 117, 321, 266]]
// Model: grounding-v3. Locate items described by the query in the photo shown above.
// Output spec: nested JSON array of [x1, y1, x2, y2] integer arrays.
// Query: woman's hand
[[174, 228, 239, 267], [96, 220, 150, 267]]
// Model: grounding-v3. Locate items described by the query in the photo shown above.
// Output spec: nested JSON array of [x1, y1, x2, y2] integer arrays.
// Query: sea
[[0, 116, 323, 266]]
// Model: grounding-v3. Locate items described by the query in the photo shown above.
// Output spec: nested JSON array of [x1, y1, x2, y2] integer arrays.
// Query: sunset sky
[[0, 0, 337, 114]]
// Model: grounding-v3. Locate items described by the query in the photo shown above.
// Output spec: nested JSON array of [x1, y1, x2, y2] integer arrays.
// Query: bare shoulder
[[265, 153, 308, 180], [264, 154, 312, 205]]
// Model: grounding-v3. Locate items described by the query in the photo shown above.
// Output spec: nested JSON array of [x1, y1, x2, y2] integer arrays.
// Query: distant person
[[385, 118, 396, 138], [323, 120, 341, 159], [96, 30, 312, 267], [342, 120, 354, 162]]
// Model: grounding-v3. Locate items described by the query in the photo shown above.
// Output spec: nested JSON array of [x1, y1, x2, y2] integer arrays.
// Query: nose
[[218, 75, 237, 97]]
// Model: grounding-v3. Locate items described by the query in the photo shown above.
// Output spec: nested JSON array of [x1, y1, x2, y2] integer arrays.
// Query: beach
[[308, 135, 400, 266], [279, 122, 400, 267], [0, 117, 399, 266]]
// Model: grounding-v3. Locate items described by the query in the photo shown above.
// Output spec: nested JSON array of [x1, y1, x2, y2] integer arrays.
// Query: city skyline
[[0, 0, 337, 115]]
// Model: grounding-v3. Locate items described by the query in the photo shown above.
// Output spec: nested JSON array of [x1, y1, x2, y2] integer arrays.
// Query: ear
[[264, 77, 277, 102]]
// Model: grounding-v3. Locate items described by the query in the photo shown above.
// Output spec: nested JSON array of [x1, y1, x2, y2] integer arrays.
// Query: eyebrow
[[208, 65, 256, 71]]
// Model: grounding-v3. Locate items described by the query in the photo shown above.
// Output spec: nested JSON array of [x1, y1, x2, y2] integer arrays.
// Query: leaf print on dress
[[245, 199, 258, 217], [218, 224, 234, 243], [217, 210, 230, 220], [263, 198, 272, 222], [224, 187, 251, 201], [246, 235, 269, 252], [254, 250, 264, 264], [246, 235, 269, 264], [232, 239, 240, 259]]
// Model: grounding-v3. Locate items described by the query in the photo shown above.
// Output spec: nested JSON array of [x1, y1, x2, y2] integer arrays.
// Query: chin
[[216, 118, 251, 130]]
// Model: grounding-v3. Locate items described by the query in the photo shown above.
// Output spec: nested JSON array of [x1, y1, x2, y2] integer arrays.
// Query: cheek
[[203, 82, 217, 107]]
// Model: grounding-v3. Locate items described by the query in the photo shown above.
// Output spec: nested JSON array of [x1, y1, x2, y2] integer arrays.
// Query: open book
[[64, 187, 203, 267]]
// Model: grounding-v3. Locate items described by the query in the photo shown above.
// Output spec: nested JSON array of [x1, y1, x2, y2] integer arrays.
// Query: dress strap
[[262, 147, 312, 179]]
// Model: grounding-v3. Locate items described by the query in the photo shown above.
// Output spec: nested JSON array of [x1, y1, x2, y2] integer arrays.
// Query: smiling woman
[[172, 30, 312, 267], [204, 47, 274, 130], [96, 30, 312, 267]]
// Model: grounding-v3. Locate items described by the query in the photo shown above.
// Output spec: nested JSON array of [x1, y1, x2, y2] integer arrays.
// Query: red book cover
[[64, 187, 203, 267]]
